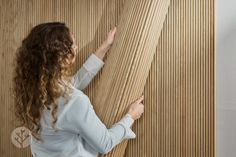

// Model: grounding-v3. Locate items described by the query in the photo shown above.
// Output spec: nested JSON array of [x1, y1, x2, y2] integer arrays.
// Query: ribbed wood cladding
[[0, 0, 214, 157], [125, 0, 215, 156], [93, 0, 170, 156]]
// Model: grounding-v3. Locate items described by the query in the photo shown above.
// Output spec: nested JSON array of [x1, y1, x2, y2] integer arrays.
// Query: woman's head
[[12, 22, 77, 140]]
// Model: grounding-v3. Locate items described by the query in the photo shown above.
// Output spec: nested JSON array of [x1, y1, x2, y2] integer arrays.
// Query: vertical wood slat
[[124, 0, 215, 157], [0, 0, 121, 156], [91, 0, 170, 156], [0, 0, 37, 156], [0, 0, 214, 157]]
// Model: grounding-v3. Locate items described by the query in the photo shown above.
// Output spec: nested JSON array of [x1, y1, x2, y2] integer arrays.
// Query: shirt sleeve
[[64, 94, 136, 154], [72, 53, 104, 90]]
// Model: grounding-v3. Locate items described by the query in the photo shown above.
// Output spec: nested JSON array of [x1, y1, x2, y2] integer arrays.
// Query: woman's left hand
[[95, 26, 117, 60], [105, 26, 117, 46]]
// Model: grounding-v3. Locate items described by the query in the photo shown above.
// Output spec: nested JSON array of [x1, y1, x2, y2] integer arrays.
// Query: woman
[[13, 22, 144, 157]]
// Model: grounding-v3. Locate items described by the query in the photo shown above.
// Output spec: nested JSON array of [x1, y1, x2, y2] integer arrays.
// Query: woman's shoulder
[[64, 87, 93, 111], [70, 86, 90, 101], [56, 87, 93, 126]]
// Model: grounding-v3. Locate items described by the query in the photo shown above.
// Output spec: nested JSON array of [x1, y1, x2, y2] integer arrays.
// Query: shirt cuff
[[120, 113, 135, 127], [82, 53, 105, 75], [116, 113, 136, 139]]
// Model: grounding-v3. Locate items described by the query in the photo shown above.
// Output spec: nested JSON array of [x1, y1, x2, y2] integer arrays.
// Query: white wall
[[216, 0, 236, 156]]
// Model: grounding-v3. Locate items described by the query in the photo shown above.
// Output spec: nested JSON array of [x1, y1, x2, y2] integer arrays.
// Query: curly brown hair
[[12, 22, 76, 141]]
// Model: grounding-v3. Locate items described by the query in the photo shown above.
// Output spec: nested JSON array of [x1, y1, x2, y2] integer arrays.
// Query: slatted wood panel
[[0, 0, 124, 156], [0, 0, 214, 157], [92, 0, 170, 156], [125, 0, 215, 156]]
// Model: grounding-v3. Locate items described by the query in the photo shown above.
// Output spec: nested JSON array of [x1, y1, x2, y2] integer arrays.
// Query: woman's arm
[[64, 93, 136, 154], [72, 53, 104, 90], [94, 26, 117, 60], [72, 27, 117, 90]]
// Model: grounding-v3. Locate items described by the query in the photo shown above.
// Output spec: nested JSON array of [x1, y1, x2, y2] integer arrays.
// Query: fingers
[[135, 95, 144, 104], [112, 27, 117, 35], [109, 26, 117, 35]]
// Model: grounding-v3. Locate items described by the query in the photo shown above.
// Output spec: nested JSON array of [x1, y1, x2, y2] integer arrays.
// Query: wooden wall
[[125, 0, 215, 157], [0, 0, 214, 157]]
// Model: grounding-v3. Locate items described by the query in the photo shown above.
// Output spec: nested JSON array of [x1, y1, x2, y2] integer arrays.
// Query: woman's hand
[[128, 95, 144, 120], [105, 26, 117, 46], [94, 27, 117, 60]]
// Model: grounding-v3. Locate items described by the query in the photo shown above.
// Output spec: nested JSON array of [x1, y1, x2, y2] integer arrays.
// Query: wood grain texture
[[0, 0, 214, 157], [0, 0, 123, 156], [124, 0, 215, 156], [92, 0, 170, 156]]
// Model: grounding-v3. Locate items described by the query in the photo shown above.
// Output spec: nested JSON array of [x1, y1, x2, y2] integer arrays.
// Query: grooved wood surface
[[124, 0, 215, 156], [0, 0, 214, 157], [93, 0, 170, 156]]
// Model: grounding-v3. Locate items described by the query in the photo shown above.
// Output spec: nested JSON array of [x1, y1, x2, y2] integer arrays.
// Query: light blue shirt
[[30, 53, 136, 157]]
